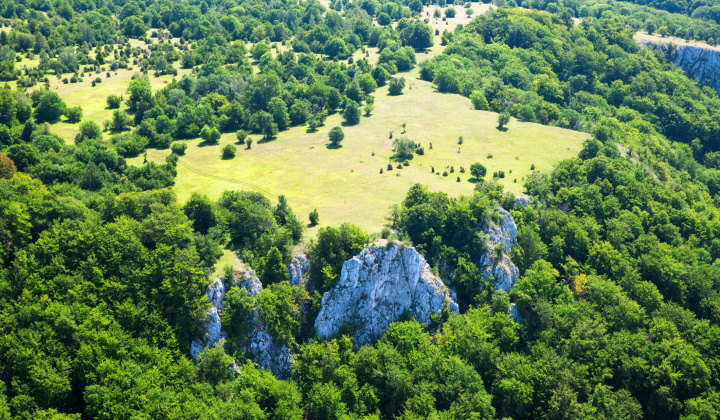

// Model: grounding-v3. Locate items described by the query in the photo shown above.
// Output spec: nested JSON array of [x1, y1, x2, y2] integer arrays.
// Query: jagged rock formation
[[287, 254, 309, 286], [641, 42, 720, 94], [315, 244, 459, 347], [479, 207, 520, 293], [190, 271, 293, 379]]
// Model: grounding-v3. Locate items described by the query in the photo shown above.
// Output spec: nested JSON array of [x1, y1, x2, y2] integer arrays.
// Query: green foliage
[[171, 142, 188, 155], [388, 77, 406, 95], [74, 121, 102, 144], [309, 223, 368, 292], [65, 106, 83, 123], [328, 126, 344, 145], [221, 144, 237, 159], [470, 162, 487, 179], [309, 208, 319, 226], [343, 100, 361, 125], [497, 112, 511, 129], [34, 91, 66, 123]]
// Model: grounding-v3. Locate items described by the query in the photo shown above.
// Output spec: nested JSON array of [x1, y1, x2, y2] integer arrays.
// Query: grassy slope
[[130, 74, 587, 236]]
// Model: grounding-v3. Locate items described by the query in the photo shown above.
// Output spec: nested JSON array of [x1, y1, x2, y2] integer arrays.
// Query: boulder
[[314, 244, 458, 347]]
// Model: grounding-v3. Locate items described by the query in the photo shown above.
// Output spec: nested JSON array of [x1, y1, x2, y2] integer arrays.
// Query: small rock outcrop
[[287, 254, 309, 286], [190, 271, 293, 379], [479, 207, 520, 293], [315, 244, 459, 347]]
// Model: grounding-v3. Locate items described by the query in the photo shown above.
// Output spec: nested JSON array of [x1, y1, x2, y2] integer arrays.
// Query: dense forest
[[1, 0, 720, 418]]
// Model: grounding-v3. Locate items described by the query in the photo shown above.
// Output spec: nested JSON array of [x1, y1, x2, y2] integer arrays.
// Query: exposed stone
[[479, 207, 520, 293], [510, 303, 523, 323], [315, 244, 458, 347], [287, 254, 309, 286], [641, 42, 720, 94], [190, 272, 293, 379]]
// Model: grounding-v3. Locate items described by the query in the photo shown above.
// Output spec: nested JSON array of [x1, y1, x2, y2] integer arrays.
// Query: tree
[[445, 8, 456, 18], [309, 223, 368, 292], [309, 209, 319, 226], [433, 67, 459, 93], [171, 142, 188, 155], [201, 126, 221, 144], [65, 106, 83, 123], [470, 90, 489, 110], [236, 130, 248, 144], [329, 126, 344, 145], [221, 144, 237, 159], [393, 137, 417, 159], [378, 12, 392, 26], [498, 112, 511, 129], [246, 138, 253, 149], [511, 226, 548, 273], [262, 247, 287, 285], [197, 339, 235, 386], [388, 77, 406, 95], [268, 97, 290, 131], [34, 91, 66, 123], [343, 100, 361, 125], [74, 121, 102, 144], [409, 0, 423, 13], [0, 153, 16, 179], [646, 20, 657, 34], [470, 162, 487, 179], [106, 95, 121, 109], [111, 109, 131, 132]]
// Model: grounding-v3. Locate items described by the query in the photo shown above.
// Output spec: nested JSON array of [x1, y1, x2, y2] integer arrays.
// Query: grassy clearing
[[46, 63, 193, 142], [634, 30, 720, 51], [130, 74, 587, 237]]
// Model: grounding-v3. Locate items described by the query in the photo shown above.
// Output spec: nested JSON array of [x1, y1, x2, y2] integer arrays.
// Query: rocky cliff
[[479, 206, 520, 293], [287, 254, 309, 286], [642, 42, 720, 94], [190, 270, 293, 378], [314, 244, 459, 347]]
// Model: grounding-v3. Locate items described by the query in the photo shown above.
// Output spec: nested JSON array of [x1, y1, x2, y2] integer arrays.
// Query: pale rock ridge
[[479, 207, 520, 293], [642, 42, 720, 94], [287, 254, 309, 286], [190, 272, 293, 378], [314, 244, 459, 347]]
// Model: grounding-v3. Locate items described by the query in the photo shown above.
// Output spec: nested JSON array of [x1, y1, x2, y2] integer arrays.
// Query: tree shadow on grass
[[467, 177, 484, 184], [496, 126, 508, 132], [257, 137, 275, 144], [326, 142, 342, 149]]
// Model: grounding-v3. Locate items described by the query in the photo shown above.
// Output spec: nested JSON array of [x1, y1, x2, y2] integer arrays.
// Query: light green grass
[[130, 75, 588, 237]]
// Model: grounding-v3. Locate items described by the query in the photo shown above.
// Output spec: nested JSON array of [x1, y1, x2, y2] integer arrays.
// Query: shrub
[[392, 137, 417, 160], [387, 163, 393, 171], [531, 164, 535, 170], [381, 227, 391, 239], [498, 170, 505, 178], [201, 125, 221, 144], [221, 144, 237, 159], [107, 95, 122, 109], [65, 106, 83, 123], [442, 171, 448, 176], [246, 138, 253, 149], [445, 8, 456, 17], [329, 126, 344, 145], [497, 111, 511, 128], [388, 77, 406, 95], [171, 142, 187, 155], [309, 209, 319, 226], [236, 130, 248, 143]]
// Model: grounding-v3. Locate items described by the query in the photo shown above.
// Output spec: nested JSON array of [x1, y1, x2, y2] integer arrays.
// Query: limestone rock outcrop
[[642, 42, 720, 94], [190, 271, 293, 378], [479, 207, 520, 293], [287, 254, 309, 286], [314, 244, 459, 347]]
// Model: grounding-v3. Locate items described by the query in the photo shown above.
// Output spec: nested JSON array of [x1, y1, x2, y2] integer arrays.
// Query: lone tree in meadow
[[221, 144, 237, 159], [497, 112, 511, 129], [343, 101, 361, 125], [246, 138, 253, 149], [388, 77, 406, 95], [329, 126, 344, 145], [309, 209, 319, 226], [470, 162, 487, 180]]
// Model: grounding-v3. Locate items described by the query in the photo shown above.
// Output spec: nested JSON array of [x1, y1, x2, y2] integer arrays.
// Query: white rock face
[[287, 254, 309, 286], [190, 278, 227, 359], [641, 43, 720, 93], [190, 273, 293, 378], [315, 244, 459, 347], [479, 207, 520, 293], [509, 303, 523, 323]]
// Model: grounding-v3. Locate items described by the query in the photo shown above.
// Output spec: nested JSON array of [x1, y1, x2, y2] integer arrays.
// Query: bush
[[329, 126, 344, 145], [236, 130, 248, 143], [171, 142, 187, 155], [65, 106, 83, 123], [221, 144, 237, 159], [309, 209, 319, 226], [201, 125, 221, 144], [246, 138, 253, 149], [497, 111, 511, 128], [388, 77, 406, 95], [392, 137, 417, 160], [445, 8, 456, 17]]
